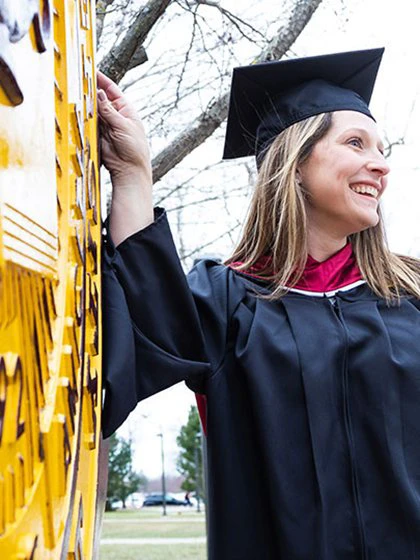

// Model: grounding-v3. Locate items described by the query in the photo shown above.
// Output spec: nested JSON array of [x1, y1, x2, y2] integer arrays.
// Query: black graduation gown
[[102, 208, 420, 560]]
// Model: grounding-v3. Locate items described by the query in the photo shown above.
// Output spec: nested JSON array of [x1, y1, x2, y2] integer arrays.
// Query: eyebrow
[[341, 127, 384, 151]]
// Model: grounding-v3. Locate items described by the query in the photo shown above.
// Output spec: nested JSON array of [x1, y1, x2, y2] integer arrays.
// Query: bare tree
[[98, 0, 324, 182], [97, 0, 360, 266]]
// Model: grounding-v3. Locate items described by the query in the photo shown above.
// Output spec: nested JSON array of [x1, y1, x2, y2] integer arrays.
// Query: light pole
[[195, 432, 202, 513], [157, 432, 167, 516]]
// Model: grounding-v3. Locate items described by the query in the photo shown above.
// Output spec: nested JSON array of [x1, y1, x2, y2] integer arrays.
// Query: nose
[[366, 153, 390, 179]]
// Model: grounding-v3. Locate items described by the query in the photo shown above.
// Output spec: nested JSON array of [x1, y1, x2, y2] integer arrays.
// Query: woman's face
[[298, 111, 390, 239]]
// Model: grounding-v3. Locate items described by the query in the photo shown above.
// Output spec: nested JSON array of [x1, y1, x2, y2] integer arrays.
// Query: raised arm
[[97, 72, 244, 438], [97, 71, 153, 245]]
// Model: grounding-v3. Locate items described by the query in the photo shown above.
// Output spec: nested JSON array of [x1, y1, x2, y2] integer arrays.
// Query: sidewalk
[[103, 517, 204, 523]]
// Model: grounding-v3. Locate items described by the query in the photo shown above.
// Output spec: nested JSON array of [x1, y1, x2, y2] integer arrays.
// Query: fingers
[[112, 96, 130, 111], [97, 89, 125, 129], [97, 71, 123, 102], [97, 71, 139, 120], [97, 70, 115, 90]]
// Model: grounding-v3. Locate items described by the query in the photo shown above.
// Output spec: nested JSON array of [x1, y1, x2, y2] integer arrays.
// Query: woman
[[99, 49, 420, 559]]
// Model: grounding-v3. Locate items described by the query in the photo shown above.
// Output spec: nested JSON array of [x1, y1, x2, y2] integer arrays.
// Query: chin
[[352, 219, 379, 235], [347, 211, 380, 235]]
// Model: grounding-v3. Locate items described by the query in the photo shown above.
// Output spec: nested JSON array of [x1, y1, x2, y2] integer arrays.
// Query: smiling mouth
[[349, 184, 379, 199]]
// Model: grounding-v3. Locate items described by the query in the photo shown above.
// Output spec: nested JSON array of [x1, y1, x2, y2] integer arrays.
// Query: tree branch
[[152, 0, 324, 183], [99, 0, 172, 83], [192, 0, 267, 43], [383, 136, 405, 159], [152, 93, 230, 182], [96, 0, 116, 48], [180, 223, 240, 261]]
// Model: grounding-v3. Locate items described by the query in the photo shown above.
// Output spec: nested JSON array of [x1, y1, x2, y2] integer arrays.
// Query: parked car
[[142, 493, 188, 507]]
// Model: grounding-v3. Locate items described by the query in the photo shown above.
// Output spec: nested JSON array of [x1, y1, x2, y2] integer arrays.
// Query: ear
[[296, 168, 302, 185]]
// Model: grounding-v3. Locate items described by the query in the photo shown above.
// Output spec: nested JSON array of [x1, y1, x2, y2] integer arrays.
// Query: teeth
[[350, 184, 379, 198]]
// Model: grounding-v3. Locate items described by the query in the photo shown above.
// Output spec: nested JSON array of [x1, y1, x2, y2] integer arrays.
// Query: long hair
[[226, 112, 420, 302]]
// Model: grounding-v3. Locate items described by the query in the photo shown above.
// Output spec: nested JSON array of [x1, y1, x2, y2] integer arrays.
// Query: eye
[[347, 137, 363, 149]]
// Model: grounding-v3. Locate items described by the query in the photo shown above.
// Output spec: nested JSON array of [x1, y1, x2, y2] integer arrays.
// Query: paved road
[[100, 537, 206, 545]]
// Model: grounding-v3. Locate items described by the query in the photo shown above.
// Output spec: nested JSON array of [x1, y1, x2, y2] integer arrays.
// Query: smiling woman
[[99, 48, 420, 560], [299, 111, 389, 244]]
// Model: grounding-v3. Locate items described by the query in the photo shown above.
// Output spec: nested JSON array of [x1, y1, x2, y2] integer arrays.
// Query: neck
[[307, 225, 348, 262]]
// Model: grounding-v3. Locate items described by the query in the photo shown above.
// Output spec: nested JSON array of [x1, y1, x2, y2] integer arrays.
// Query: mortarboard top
[[223, 48, 385, 165]]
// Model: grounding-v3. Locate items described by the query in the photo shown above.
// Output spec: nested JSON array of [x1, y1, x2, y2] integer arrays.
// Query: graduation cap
[[223, 48, 385, 166]]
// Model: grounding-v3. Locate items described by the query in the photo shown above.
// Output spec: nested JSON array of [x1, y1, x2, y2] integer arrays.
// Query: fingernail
[[98, 89, 107, 102]]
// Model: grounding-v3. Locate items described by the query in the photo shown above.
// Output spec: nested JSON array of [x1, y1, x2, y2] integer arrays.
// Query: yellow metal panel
[[0, 1, 103, 558]]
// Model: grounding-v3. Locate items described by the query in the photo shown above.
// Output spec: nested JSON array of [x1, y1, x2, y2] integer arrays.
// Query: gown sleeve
[[101, 207, 239, 438]]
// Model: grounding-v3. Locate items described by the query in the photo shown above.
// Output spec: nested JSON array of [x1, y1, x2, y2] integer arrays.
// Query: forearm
[[97, 72, 154, 245], [109, 174, 154, 247], [102, 208, 212, 436]]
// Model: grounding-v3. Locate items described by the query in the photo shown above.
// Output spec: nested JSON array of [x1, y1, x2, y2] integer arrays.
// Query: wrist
[[109, 193, 154, 245], [110, 167, 152, 190]]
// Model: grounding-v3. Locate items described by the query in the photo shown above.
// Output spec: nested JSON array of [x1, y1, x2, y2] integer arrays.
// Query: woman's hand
[[97, 71, 152, 186], [97, 71, 154, 245]]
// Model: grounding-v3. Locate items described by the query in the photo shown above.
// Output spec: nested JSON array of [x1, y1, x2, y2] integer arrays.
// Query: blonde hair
[[226, 112, 420, 302]]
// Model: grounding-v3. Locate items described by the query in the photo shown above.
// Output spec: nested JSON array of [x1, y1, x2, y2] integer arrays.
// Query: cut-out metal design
[[0, 0, 52, 105], [0, 1, 104, 558]]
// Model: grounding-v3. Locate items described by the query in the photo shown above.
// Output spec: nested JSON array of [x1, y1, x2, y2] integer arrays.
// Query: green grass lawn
[[102, 520, 205, 539], [99, 508, 207, 559], [104, 507, 205, 520], [99, 544, 207, 560]]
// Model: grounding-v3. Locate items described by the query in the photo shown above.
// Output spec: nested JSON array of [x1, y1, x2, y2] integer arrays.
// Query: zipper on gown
[[330, 295, 368, 560]]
